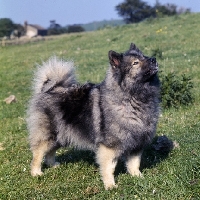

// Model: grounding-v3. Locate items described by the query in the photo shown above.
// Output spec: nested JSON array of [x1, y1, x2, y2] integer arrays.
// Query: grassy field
[[0, 13, 200, 199]]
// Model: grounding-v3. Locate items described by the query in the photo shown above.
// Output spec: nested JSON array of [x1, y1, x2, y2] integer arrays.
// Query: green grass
[[0, 13, 200, 199]]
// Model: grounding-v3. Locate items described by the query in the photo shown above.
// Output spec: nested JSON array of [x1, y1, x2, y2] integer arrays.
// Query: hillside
[[80, 19, 125, 31], [0, 13, 199, 199]]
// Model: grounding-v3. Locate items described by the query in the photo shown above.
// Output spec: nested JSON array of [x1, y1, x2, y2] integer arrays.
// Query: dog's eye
[[133, 61, 139, 65]]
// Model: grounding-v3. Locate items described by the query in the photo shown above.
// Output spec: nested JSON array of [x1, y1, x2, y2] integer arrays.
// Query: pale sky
[[0, 0, 199, 27]]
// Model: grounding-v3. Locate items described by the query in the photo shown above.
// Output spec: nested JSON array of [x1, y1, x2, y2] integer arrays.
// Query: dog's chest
[[113, 99, 157, 128]]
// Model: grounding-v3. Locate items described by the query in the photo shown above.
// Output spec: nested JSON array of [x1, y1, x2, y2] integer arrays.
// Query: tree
[[0, 18, 15, 37], [155, 1, 178, 17], [115, 0, 155, 24], [13, 24, 25, 38], [155, 1, 191, 17], [115, 0, 191, 24]]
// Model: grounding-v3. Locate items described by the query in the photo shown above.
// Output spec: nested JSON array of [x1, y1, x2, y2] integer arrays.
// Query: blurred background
[[0, 0, 199, 38]]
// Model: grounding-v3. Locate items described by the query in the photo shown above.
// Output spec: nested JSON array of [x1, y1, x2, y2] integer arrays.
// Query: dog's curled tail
[[32, 56, 77, 94]]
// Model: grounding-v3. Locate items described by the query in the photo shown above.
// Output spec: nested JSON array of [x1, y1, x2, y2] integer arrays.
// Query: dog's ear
[[129, 43, 137, 50], [129, 43, 143, 55], [108, 50, 123, 68]]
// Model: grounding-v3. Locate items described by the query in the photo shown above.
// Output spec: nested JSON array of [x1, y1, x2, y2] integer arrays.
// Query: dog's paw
[[130, 170, 143, 177], [44, 158, 60, 167], [31, 170, 43, 176], [104, 183, 118, 190], [52, 162, 60, 168]]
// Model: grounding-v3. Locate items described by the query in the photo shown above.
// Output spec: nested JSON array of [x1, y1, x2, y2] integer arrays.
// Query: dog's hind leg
[[30, 141, 49, 176], [126, 151, 143, 177], [44, 145, 60, 168], [96, 144, 119, 190], [31, 141, 59, 176]]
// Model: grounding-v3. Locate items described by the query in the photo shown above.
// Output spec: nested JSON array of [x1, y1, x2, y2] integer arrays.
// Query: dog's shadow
[[115, 135, 173, 175], [56, 148, 96, 166], [44, 136, 173, 176]]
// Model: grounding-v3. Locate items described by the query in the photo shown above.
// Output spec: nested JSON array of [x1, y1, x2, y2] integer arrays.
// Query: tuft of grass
[[0, 13, 200, 199]]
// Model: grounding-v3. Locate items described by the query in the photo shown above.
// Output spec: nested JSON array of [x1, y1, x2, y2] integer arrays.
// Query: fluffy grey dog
[[27, 43, 160, 189]]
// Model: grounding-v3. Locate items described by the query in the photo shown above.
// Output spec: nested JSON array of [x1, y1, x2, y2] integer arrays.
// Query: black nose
[[150, 57, 156, 63]]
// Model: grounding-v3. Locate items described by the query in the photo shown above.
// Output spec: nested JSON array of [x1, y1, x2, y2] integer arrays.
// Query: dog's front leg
[[96, 144, 118, 190]]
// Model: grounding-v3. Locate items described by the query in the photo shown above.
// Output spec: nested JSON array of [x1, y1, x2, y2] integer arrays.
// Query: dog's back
[[27, 56, 101, 176]]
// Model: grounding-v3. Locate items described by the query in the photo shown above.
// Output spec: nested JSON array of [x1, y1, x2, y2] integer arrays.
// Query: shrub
[[159, 72, 194, 109], [47, 27, 68, 35], [67, 25, 85, 33]]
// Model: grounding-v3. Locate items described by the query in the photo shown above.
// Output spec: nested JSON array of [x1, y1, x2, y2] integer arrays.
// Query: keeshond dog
[[27, 43, 160, 189]]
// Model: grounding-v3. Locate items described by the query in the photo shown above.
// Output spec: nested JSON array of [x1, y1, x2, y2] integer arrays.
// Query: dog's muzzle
[[149, 57, 159, 75]]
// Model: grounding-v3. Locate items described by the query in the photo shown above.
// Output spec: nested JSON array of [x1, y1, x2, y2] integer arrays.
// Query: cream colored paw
[[129, 169, 143, 177], [104, 183, 118, 190], [31, 169, 43, 176]]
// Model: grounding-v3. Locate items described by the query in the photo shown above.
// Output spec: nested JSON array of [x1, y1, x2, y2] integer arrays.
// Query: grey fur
[[27, 43, 160, 189]]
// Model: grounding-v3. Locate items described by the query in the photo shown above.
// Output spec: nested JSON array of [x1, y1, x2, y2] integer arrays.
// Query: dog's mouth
[[149, 64, 159, 75], [145, 58, 159, 77]]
